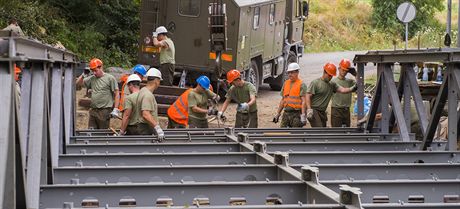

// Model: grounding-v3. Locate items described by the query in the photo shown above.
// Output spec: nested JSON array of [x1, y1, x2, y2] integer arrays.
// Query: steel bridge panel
[[263, 141, 446, 152], [39, 182, 307, 209], [291, 164, 460, 180], [66, 143, 242, 154], [285, 152, 460, 164], [321, 180, 460, 203], [58, 153, 261, 167], [44, 204, 346, 209], [53, 165, 285, 184]]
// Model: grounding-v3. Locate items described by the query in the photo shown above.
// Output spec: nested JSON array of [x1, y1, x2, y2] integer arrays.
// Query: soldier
[[273, 63, 307, 128], [167, 88, 193, 128], [152, 26, 175, 86], [76, 58, 120, 129], [188, 76, 218, 128], [306, 62, 357, 127], [2, 18, 25, 36], [135, 68, 165, 141], [119, 74, 142, 135], [330, 59, 357, 127], [219, 69, 258, 128], [118, 64, 147, 110]]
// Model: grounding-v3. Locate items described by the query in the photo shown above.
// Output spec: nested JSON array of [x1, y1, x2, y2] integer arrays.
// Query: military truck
[[139, 0, 308, 91]]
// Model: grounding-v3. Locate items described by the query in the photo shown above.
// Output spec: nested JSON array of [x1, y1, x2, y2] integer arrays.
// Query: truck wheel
[[270, 51, 297, 91], [246, 60, 260, 92]]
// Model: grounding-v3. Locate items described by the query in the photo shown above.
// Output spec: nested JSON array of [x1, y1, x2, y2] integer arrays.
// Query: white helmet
[[155, 26, 168, 35], [146, 67, 163, 80], [126, 74, 141, 84], [287, 62, 300, 72]]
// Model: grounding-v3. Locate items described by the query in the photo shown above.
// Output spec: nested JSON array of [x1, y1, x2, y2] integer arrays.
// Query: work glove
[[272, 113, 280, 123], [207, 108, 218, 116], [351, 85, 358, 92], [217, 111, 224, 119], [237, 103, 249, 112], [213, 95, 221, 102], [300, 113, 307, 125], [152, 32, 158, 38], [306, 109, 314, 120], [348, 67, 357, 76], [110, 108, 120, 118], [118, 130, 126, 136], [154, 125, 165, 142]]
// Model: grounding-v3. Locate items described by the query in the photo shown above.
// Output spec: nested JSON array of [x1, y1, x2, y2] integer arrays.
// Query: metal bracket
[[237, 132, 249, 143], [253, 141, 267, 153], [339, 185, 363, 209], [301, 166, 320, 184], [273, 152, 289, 166]]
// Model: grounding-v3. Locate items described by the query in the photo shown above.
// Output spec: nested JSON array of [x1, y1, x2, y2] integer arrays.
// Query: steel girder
[[291, 164, 460, 180]]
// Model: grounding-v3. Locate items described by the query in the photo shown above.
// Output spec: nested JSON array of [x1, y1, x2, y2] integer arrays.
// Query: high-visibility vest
[[167, 88, 193, 125], [118, 74, 130, 110], [282, 79, 303, 109]]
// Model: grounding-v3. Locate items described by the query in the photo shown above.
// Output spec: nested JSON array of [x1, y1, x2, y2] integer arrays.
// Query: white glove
[[237, 103, 249, 112], [306, 109, 314, 120], [214, 95, 221, 101], [118, 130, 126, 136], [110, 108, 120, 118], [154, 125, 165, 141], [217, 111, 224, 119], [301, 113, 306, 124], [152, 32, 158, 38]]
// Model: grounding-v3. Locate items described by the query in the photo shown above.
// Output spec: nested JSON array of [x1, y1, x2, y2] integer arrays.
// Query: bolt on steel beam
[[291, 164, 460, 180], [66, 143, 243, 154]]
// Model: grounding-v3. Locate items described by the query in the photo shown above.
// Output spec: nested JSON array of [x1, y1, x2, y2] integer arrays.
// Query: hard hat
[[196, 75, 211, 90], [323, 62, 337, 76], [339, 59, 351, 70], [155, 26, 168, 35], [126, 74, 141, 84], [226, 69, 241, 84], [14, 64, 21, 81], [287, 63, 300, 72], [89, 58, 103, 70], [132, 64, 147, 77], [146, 67, 163, 80]]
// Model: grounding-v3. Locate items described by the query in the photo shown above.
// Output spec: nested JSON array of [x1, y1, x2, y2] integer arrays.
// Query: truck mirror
[[302, 1, 309, 18]]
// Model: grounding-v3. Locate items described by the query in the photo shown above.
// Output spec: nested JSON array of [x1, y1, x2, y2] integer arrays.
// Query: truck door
[[288, 0, 304, 44], [263, 4, 275, 61]]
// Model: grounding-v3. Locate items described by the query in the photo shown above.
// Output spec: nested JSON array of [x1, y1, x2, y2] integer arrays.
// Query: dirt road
[[76, 51, 377, 130]]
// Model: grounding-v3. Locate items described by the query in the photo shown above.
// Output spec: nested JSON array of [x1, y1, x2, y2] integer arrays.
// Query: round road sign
[[397, 2, 417, 23]]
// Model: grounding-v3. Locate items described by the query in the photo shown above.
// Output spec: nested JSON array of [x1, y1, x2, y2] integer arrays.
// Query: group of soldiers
[[77, 26, 358, 140]]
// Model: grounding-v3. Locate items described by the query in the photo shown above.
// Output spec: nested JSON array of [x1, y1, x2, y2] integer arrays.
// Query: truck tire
[[246, 60, 260, 92], [270, 51, 297, 91]]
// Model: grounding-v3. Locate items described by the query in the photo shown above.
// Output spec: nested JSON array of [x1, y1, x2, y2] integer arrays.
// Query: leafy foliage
[[371, 0, 444, 39], [0, 0, 140, 68]]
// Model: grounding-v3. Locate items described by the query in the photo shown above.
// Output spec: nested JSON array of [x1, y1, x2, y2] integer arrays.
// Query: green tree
[[371, 0, 444, 39]]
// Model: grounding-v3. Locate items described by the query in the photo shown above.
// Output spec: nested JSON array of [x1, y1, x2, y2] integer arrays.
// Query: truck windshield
[[178, 0, 201, 17]]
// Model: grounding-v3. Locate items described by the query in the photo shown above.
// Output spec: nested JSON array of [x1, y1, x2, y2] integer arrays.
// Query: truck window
[[253, 7, 260, 29], [269, 4, 275, 25], [178, 0, 200, 17], [295, 0, 302, 17]]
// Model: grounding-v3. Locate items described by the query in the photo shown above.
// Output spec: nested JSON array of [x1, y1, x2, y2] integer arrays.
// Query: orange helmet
[[89, 58, 103, 70], [14, 64, 21, 81], [323, 62, 337, 76], [339, 59, 351, 70], [226, 69, 241, 84]]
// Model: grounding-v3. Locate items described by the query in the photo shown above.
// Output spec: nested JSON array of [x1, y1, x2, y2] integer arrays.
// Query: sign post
[[396, 2, 417, 50]]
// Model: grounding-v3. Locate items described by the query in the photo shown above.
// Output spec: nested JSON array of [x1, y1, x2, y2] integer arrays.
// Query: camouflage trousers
[[88, 107, 111, 129], [160, 63, 175, 86], [308, 109, 327, 127], [167, 117, 187, 129], [331, 107, 351, 127], [235, 111, 258, 128], [280, 110, 304, 128], [188, 117, 209, 128]]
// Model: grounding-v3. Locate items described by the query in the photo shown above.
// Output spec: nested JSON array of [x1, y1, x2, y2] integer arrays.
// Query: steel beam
[[321, 180, 460, 204], [63, 65, 75, 149], [50, 63, 64, 170], [447, 67, 460, 150], [291, 164, 460, 180], [284, 151, 460, 164], [58, 153, 266, 167], [44, 205, 346, 209], [65, 143, 243, 154], [39, 182, 308, 209], [262, 141, 445, 152], [353, 48, 460, 64], [53, 165, 291, 184]]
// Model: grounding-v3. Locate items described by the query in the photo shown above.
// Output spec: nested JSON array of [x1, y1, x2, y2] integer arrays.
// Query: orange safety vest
[[282, 79, 303, 109], [118, 74, 130, 110], [167, 88, 193, 125]]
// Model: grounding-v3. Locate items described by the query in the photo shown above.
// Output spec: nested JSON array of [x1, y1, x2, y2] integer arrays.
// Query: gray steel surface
[[66, 143, 242, 154], [58, 153, 264, 167], [262, 141, 446, 151], [284, 151, 460, 164]]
